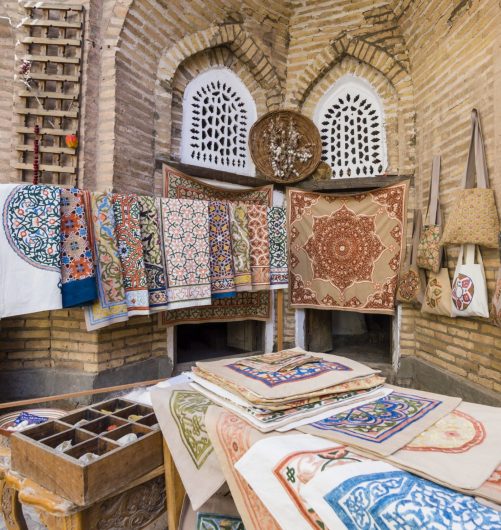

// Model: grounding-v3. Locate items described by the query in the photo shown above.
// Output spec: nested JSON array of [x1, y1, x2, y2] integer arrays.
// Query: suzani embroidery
[[169, 390, 213, 469], [227, 359, 351, 388], [310, 392, 440, 443], [247, 204, 271, 290], [196, 514, 245, 530], [324, 470, 501, 529], [228, 202, 252, 291], [267, 207, 288, 289], [3, 184, 60, 271], [452, 273, 475, 311]]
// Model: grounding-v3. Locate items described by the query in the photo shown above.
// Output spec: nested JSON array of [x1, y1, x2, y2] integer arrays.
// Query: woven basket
[[249, 110, 322, 184]]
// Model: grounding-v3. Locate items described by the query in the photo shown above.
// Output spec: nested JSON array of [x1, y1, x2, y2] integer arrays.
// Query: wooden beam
[[164, 441, 185, 530], [276, 290, 284, 351], [156, 158, 271, 188], [295, 174, 414, 191]]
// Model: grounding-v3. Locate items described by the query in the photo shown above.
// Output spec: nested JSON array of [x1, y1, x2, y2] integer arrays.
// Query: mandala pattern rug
[[301, 460, 501, 530], [112, 194, 149, 316], [235, 433, 370, 530], [0, 184, 62, 318], [150, 383, 224, 510], [299, 386, 461, 455], [161, 164, 272, 325], [138, 196, 168, 311], [84, 192, 129, 331], [287, 182, 408, 314], [205, 406, 281, 530], [60, 188, 97, 307]]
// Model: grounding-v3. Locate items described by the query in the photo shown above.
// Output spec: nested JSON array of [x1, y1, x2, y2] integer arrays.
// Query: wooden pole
[[277, 289, 284, 351], [163, 440, 185, 530]]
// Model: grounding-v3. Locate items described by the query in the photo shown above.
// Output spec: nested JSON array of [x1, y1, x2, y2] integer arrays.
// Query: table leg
[[37, 510, 84, 530], [0, 478, 28, 530], [163, 439, 185, 530]]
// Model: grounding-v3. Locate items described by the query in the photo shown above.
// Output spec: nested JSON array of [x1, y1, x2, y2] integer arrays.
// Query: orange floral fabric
[[287, 182, 408, 314]]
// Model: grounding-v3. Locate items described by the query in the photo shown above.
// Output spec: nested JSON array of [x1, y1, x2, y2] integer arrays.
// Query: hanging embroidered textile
[[196, 349, 378, 401], [387, 401, 501, 491], [267, 206, 288, 290], [0, 184, 62, 318], [204, 406, 282, 530], [301, 461, 501, 530], [161, 164, 272, 325], [83, 192, 129, 331], [228, 202, 252, 292], [179, 492, 244, 530], [208, 201, 236, 298], [138, 196, 168, 311], [287, 182, 408, 314], [60, 188, 97, 308], [159, 198, 212, 309], [235, 434, 370, 530], [299, 386, 461, 456], [112, 194, 149, 316], [150, 383, 224, 510], [247, 204, 271, 290]]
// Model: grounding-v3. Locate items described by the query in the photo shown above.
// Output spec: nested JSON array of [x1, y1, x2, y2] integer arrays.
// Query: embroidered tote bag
[[441, 109, 499, 248], [491, 234, 501, 327], [397, 210, 426, 305], [417, 156, 443, 273], [451, 244, 489, 318], [421, 250, 453, 317]]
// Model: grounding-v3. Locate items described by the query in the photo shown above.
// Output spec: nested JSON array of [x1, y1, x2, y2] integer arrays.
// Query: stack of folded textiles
[[187, 348, 388, 432]]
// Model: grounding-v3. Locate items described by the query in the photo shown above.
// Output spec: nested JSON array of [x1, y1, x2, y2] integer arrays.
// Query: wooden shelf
[[295, 174, 414, 191], [18, 90, 79, 100], [23, 54, 80, 64], [13, 162, 76, 174], [16, 126, 76, 136], [23, 2, 83, 10], [24, 19, 82, 29], [22, 36, 81, 46], [28, 72, 80, 83], [17, 144, 76, 155], [16, 107, 78, 118]]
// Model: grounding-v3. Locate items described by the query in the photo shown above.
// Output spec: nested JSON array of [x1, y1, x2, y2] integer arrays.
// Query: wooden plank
[[277, 290, 284, 351], [24, 19, 82, 29], [23, 54, 80, 64], [12, 162, 76, 174], [157, 158, 271, 188], [15, 107, 78, 118], [296, 174, 414, 191], [24, 2, 83, 10], [22, 36, 81, 46], [28, 72, 80, 83], [164, 441, 185, 530], [16, 127, 76, 136], [16, 144, 75, 155], [18, 90, 78, 100]]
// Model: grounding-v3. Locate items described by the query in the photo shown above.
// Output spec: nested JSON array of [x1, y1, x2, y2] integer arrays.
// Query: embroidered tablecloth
[[112, 194, 149, 316], [60, 188, 97, 307], [287, 182, 408, 314], [0, 184, 62, 318], [83, 192, 129, 331], [247, 204, 271, 291]]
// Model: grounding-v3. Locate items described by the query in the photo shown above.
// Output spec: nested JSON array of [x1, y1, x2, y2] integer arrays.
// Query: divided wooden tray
[[10, 397, 162, 506]]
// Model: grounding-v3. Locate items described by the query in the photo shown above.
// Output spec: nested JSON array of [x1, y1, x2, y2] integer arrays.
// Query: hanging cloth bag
[[441, 109, 499, 248], [451, 244, 489, 318], [417, 156, 443, 273], [491, 234, 501, 327], [421, 249, 453, 317], [397, 210, 427, 305]]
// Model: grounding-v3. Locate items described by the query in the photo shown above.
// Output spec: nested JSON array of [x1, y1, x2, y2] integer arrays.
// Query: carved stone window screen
[[314, 75, 388, 178], [181, 68, 257, 176]]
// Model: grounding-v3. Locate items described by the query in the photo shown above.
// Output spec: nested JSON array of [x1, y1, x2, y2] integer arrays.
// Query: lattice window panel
[[14, 2, 84, 186], [315, 76, 387, 178], [181, 68, 257, 176]]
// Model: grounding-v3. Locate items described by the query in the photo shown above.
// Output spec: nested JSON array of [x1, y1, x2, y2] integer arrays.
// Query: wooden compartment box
[[10, 398, 162, 506]]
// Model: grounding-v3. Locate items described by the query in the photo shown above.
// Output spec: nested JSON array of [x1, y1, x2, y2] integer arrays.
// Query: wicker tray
[[249, 110, 322, 184], [10, 397, 162, 506]]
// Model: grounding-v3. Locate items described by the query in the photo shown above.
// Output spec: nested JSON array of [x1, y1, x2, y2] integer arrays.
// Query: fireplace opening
[[175, 320, 265, 366], [306, 310, 392, 364]]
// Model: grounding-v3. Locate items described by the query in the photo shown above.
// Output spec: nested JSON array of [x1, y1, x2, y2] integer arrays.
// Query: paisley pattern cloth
[[287, 182, 408, 314], [0, 184, 62, 317], [150, 382, 224, 511], [138, 196, 168, 310], [247, 204, 271, 291], [60, 188, 97, 307], [209, 201, 236, 299], [160, 198, 212, 310], [83, 192, 128, 331], [228, 202, 252, 292], [267, 207, 288, 290], [302, 461, 501, 530], [112, 194, 149, 316]]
